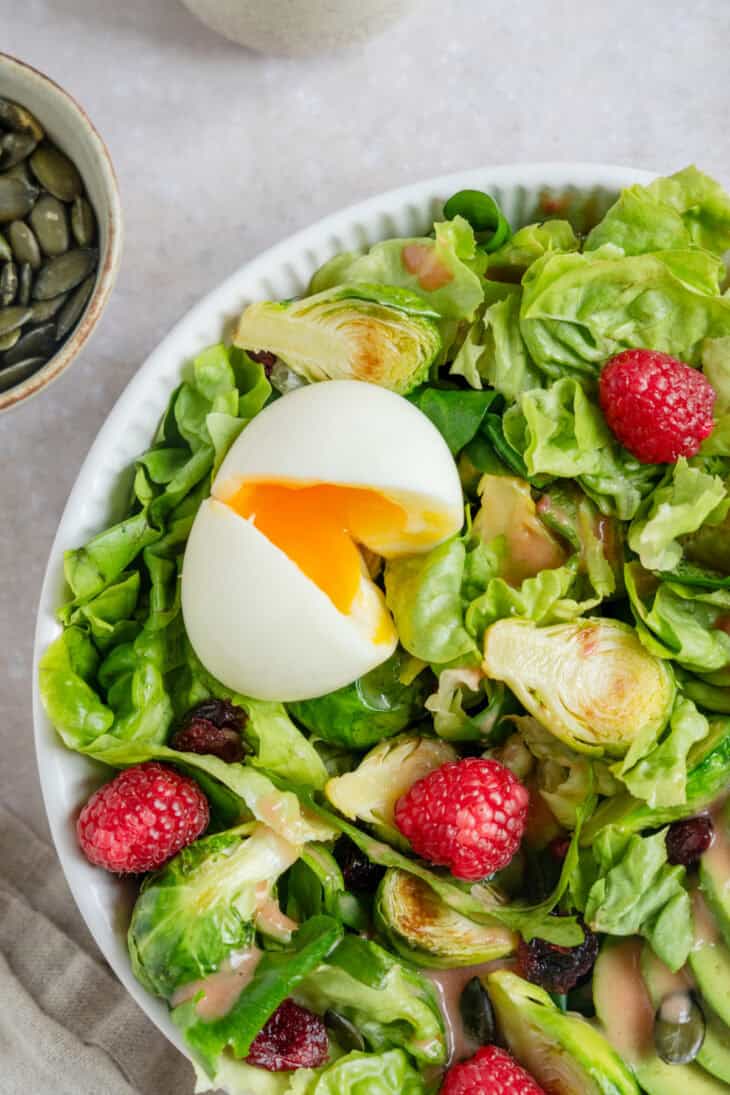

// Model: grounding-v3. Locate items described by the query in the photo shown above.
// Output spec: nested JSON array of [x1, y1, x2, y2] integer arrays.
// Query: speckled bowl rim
[[0, 52, 123, 412], [32, 162, 653, 1064]]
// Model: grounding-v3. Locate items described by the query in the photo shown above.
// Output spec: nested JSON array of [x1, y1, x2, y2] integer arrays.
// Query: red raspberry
[[599, 349, 715, 463], [394, 757, 529, 880], [76, 762, 209, 873], [246, 1000, 329, 1071], [440, 1045, 545, 1095]]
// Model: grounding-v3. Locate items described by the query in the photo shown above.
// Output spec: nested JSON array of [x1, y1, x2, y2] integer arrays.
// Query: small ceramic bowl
[[0, 53, 122, 412], [179, 0, 415, 55]]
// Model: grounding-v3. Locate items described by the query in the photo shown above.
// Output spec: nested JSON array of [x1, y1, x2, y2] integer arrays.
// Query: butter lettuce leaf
[[627, 458, 727, 572], [615, 694, 710, 808], [578, 827, 693, 971], [519, 246, 730, 380], [450, 291, 542, 399], [308, 216, 485, 323]]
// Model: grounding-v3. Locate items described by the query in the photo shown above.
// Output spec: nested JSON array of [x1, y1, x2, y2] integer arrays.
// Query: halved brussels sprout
[[482, 618, 675, 756], [324, 733, 456, 842], [128, 823, 299, 999], [488, 968, 640, 1094], [288, 650, 430, 750], [375, 868, 516, 967], [234, 284, 441, 395]]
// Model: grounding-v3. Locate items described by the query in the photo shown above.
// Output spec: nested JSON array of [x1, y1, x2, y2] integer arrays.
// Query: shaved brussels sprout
[[288, 650, 430, 750], [487, 969, 640, 1094], [128, 823, 299, 999], [375, 868, 516, 967], [483, 618, 675, 756], [324, 733, 456, 844], [234, 284, 441, 395]]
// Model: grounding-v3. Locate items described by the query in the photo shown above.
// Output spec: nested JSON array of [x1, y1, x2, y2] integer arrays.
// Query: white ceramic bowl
[[179, 0, 415, 54], [0, 53, 123, 412], [32, 162, 652, 1061]]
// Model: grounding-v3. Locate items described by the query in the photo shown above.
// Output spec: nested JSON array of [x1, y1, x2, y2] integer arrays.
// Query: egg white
[[182, 379, 464, 701], [182, 499, 397, 701]]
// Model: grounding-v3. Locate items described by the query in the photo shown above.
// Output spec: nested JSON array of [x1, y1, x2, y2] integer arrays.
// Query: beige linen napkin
[[0, 804, 197, 1095]]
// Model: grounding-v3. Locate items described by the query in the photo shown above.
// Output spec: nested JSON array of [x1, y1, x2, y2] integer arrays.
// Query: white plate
[[32, 162, 653, 1059]]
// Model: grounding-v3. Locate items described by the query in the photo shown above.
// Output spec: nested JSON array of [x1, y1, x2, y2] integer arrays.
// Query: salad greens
[[39, 166, 730, 1094]]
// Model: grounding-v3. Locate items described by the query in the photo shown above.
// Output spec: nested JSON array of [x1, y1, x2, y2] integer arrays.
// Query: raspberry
[[171, 699, 248, 763], [517, 920, 599, 994], [394, 758, 529, 881], [599, 350, 715, 464], [246, 1000, 329, 1071], [76, 762, 209, 873], [666, 815, 714, 866], [440, 1045, 545, 1095]]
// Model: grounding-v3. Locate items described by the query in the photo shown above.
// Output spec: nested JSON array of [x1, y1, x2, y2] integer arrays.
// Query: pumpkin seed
[[55, 274, 95, 340], [0, 98, 44, 141], [70, 196, 96, 247], [18, 263, 33, 307], [460, 977, 496, 1046], [0, 305, 32, 336], [324, 1010, 366, 1053], [33, 248, 97, 300], [30, 143, 82, 202], [29, 294, 67, 323], [0, 262, 18, 306], [654, 993, 705, 1065], [0, 131, 37, 168], [0, 356, 47, 392], [0, 176, 38, 222], [0, 230, 11, 262], [0, 328, 21, 352], [4, 322, 56, 365], [3, 160, 34, 185], [30, 194, 69, 256], [8, 221, 41, 268]]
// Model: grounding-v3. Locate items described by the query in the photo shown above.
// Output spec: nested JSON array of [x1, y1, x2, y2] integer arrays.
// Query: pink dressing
[[600, 940, 655, 1060], [425, 959, 513, 1064], [693, 890, 721, 948], [254, 880, 298, 940], [171, 946, 262, 1020], [704, 801, 730, 897]]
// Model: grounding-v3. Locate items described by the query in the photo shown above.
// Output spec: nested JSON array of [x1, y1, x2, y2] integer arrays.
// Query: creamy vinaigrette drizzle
[[171, 946, 262, 1020], [425, 959, 513, 1065]]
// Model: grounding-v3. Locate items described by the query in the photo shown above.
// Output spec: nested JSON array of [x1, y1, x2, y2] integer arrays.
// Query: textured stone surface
[[1, 0, 727, 914]]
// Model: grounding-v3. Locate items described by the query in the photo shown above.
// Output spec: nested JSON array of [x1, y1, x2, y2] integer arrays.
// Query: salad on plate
[[39, 165, 730, 1095]]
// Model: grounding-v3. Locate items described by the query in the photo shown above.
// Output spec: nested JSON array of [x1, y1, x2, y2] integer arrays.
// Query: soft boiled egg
[[181, 379, 463, 701]]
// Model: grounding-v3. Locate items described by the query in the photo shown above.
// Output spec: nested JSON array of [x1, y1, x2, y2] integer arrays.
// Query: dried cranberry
[[666, 816, 714, 867], [247, 349, 278, 375], [333, 836, 385, 894], [246, 999, 329, 1071], [170, 700, 248, 763], [517, 920, 599, 994], [548, 836, 571, 862]]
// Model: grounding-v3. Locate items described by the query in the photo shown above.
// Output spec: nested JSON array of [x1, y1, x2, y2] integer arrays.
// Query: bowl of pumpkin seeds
[[0, 53, 122, 411]]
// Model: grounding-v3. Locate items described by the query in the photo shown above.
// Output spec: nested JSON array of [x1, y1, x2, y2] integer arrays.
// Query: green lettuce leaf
[[627, 458, 727, 572], [503, 377, 659, 519], [308, 216, 486, 323], [577, 827, 693, 971], [450, 291, 542, 400], [192, 1049, 426, 1095], [242, 700, 328, 790], [384, 538, 478, 665], [615, 694, 710, 808], [519, 245, 730, 380], [488, 219, 579, 272], [425, 666, 516, 743], [648, 166, 730, 255], [625, 562, 730, 674], [295, 935, 446, 1065]]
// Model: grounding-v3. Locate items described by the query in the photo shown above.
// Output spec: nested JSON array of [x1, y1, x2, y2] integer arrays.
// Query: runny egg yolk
[[226, 480, 407, 617]]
